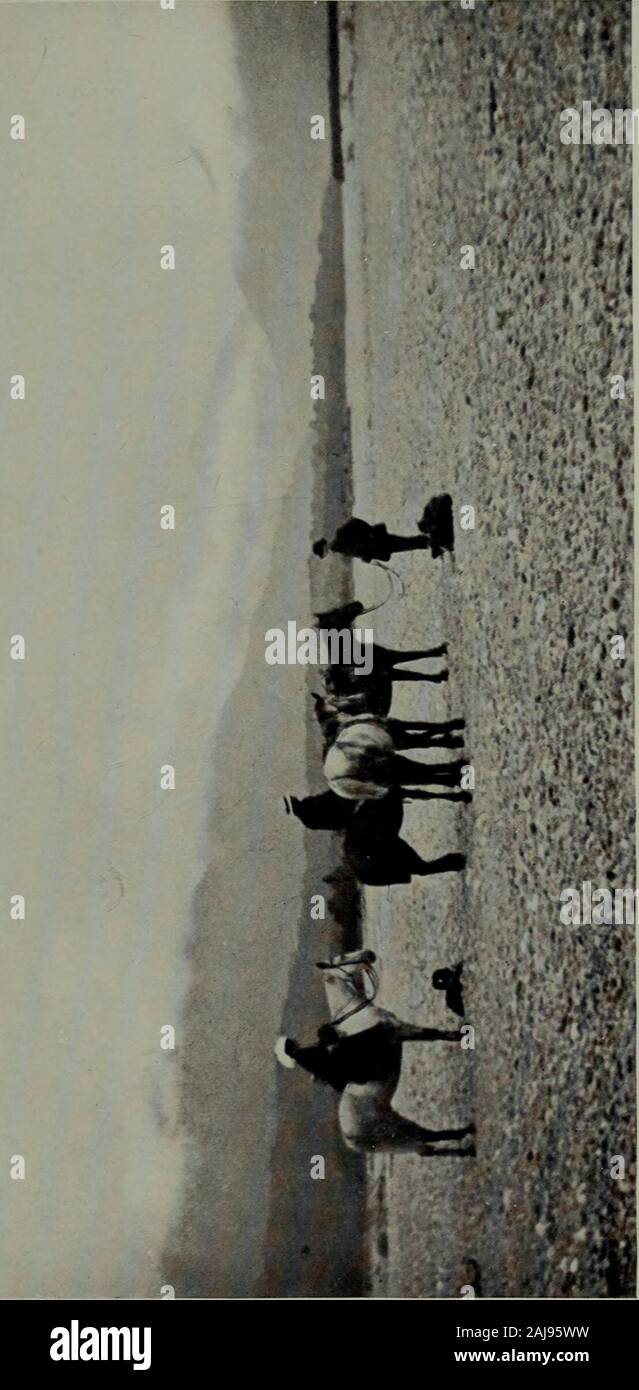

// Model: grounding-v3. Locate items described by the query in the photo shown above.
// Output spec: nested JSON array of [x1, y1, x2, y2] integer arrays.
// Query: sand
[[340, 0, 634, 1297]]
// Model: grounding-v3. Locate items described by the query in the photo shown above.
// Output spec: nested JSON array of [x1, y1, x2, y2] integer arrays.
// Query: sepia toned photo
[[0, 0, 635, 1318]]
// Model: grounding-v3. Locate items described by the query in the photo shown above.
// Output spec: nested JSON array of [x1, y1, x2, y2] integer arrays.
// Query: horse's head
[[312, 690, 338, 711], [316, 950, 378, 1017]]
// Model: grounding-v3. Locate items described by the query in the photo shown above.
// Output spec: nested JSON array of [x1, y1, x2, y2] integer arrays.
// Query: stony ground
[[340, 0, 635, 1297]]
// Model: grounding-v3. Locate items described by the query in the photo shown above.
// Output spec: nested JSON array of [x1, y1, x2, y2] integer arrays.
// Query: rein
[[370, 558, 406, 599]]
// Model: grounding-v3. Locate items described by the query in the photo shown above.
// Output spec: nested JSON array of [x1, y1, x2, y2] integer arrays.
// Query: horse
[[311, 563, 403, 638], [321, 645, 449, 708], [284, 788, 467, 885], [314, 676, 393, 729], [323, 647, 449, 692], [340, 790, 467, 884], [323, 714, 469, 801], [312, 691, 465, 752], [276, 949, 475, 1157], [312, 495, 454, 564]]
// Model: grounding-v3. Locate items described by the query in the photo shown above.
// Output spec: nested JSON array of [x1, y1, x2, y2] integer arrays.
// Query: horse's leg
[[390, 669, 448, 683], [394, 1023, 463, 1042], [387, 756, 463, 786], [408, 723, 465, 749], [419, 1144, 476, 1157], [402, 787, 471, 802], [410, 851, 467, 875], [419, 1124, 475, 1141], [383, 645, 447, 665], [373, 1112, 474, 1154], [392, 719, 460, 732], [393, 730, 465, 751], [388, 718, 465, 750]]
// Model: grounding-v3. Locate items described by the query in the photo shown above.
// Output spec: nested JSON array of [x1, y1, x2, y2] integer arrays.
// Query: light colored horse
[[324, 717, 394, 799], [323, 714, 467, 802], [313, 691, 465, 750], [318, 950, 475, 1157]]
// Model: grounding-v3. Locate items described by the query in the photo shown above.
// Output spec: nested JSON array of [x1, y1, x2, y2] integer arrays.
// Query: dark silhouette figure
[[314, 600, 369, 629], [323, 645, 449, 695], [343, 837, 466, 887], [313, 605, 448, 665], [285, 788, 467, 887], [391, 721, 464, 750], [417, 494, 455, 558], [313, 496, 454, 563], [313, 520, 431, 563], [371, 642, 448, 670], [311, 627, 450, 713], [283, 790, 354, 830], [284, 1024, 401, 1093], [342, 795, 466, 886], [379, 755, 467, 789], [432, 961, 465, 1018], [284, 1022, 465, 1095]]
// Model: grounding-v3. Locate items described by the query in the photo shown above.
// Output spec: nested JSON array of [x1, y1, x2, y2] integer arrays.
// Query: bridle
[[327, 959, 380, 1027]]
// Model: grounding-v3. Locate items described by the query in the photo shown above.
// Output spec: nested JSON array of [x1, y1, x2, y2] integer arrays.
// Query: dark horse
[[284, 789, 465, 886]]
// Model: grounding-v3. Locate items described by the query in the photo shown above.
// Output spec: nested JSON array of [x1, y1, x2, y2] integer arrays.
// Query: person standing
[[312, 494, 454, 563]]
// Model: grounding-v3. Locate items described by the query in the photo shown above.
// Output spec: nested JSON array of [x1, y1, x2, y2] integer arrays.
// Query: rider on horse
[[279, 1022, 400, 1092]]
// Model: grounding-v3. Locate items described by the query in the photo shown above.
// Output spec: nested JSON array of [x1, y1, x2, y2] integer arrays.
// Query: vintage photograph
[[0, 0, 635, 1304]]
